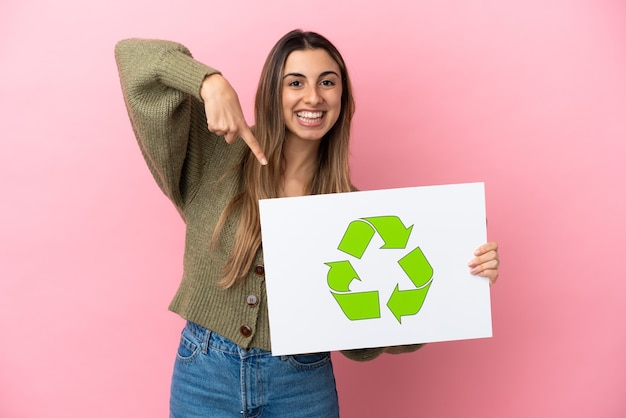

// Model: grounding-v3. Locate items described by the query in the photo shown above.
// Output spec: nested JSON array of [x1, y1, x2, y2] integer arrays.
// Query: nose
[[304, 85, 322, 105]]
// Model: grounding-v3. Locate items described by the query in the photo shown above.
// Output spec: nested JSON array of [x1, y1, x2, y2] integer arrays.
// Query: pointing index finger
[[239, 126, 268, 165]]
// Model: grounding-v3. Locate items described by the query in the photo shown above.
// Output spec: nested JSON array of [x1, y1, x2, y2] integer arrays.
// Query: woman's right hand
[[200, 74, 268, 165]]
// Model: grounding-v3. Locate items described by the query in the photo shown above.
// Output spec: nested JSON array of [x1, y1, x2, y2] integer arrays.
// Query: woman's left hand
[[468, 242, 499, 286]]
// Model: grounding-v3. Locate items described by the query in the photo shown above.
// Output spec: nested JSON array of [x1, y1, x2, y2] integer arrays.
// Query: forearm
[[340, 343, 425, 362]]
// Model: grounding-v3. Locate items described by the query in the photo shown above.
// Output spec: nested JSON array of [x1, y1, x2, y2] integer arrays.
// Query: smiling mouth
[[296, 111, 325, 124]]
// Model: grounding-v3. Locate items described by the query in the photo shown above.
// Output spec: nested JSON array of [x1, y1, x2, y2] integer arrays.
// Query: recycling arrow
[[364, 216, 413, 249], [326, 215, 434, 323], [388, 247, 434, 323], [398, 247, 433, 289], [331, 291, 381, 320], [338, 216, 413, 259], [326, 261, 360, 292], [387, 281, 432, 323]]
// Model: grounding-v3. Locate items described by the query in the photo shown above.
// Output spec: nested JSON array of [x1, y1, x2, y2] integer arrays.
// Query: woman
[[115, 29, 499, 418]]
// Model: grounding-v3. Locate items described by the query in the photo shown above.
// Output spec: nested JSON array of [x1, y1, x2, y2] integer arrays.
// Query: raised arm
[[114, 38, 221, 212]]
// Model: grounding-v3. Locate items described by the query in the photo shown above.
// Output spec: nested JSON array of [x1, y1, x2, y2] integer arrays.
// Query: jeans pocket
[[286, 352, 331, 371], [175, 326, 202, 363]]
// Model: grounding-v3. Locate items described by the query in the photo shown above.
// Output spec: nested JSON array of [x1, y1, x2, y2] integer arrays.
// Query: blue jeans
[[170, 322, 340, 417]]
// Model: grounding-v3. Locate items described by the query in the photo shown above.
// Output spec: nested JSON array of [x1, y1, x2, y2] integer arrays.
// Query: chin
[[288, 129, 329, 142]]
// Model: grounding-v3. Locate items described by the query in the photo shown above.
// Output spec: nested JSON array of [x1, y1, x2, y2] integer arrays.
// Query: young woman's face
[[281, 48, 343, 143]]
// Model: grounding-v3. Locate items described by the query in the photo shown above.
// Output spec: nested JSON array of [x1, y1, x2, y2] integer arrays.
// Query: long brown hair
[[214, 29, 356, 288]]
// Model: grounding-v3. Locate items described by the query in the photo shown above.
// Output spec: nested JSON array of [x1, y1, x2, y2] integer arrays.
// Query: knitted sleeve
[[114, 38, 221, 216]]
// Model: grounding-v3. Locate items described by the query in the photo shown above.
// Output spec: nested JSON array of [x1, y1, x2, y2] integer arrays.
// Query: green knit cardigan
[[115, 38, 422, 361]]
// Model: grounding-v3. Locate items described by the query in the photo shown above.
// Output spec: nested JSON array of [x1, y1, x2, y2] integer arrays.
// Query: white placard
[[258, 182, 491, 356]]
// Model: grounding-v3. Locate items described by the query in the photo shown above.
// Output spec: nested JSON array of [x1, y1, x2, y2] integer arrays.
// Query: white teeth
[[297, 111, 323, 119]]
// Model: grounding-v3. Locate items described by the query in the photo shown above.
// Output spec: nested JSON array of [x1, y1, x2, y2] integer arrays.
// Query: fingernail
[[260, 157, 268, 165]]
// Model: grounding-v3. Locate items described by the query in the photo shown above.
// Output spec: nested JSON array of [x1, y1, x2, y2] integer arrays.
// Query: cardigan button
[[240, 325, 252, 338], [254, 264, 265, 276], [246, 294, 259, 307]]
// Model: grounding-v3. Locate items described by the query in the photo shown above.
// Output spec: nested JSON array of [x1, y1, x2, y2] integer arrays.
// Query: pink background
[[1, 0, 625, 417]]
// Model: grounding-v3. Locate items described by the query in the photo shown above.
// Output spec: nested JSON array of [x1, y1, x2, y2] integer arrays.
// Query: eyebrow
[[283, 70, 340, 79]]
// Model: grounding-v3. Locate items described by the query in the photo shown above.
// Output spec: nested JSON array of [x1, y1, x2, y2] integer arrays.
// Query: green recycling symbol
[[325, 216, 433, 323]]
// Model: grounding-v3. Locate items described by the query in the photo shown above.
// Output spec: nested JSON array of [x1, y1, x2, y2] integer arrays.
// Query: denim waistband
[[184, 321, 271, 358]]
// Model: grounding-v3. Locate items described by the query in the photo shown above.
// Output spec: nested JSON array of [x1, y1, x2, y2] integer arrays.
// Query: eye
[[287, 79, 303, 87], [320, 79, 335, 87]]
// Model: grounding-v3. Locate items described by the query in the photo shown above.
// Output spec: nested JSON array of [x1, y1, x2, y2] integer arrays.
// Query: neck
[[281, 136, 320, 197]]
